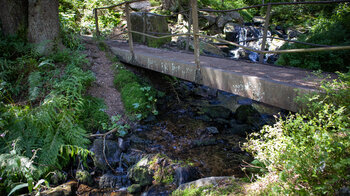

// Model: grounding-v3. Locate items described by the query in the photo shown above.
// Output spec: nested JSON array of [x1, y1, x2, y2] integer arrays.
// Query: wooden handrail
[[199, 0, 350, 13], [94, 0, 350, 74]]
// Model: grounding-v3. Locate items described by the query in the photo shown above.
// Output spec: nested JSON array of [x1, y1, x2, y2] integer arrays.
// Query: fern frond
[[28, 71, 42, 101]]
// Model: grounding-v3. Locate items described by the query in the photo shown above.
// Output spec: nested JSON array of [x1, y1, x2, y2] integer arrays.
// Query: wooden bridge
[[95, 0, 350, 112]]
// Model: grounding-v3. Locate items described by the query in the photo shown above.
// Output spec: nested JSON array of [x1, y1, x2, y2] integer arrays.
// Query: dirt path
[[83, 38, 124, 117]]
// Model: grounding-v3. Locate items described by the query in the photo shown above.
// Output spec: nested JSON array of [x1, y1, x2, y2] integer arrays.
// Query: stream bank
[[42, 43, 287, 196]]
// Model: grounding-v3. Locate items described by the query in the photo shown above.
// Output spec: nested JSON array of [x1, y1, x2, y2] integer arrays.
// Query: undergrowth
[[276, 4, 350, 72], [113, 63, 160, 120], [0, 34, 109, 194], [243, 71, 350, 195]]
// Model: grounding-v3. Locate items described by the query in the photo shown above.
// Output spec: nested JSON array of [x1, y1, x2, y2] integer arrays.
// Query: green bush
[[79, 96, 110, 132], [276, 4, 350, 72], [243, 72, 350, 195], [0, 40, 106, 194]]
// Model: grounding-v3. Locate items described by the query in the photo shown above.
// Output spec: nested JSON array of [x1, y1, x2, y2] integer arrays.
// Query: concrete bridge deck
[[108, 40, 331, 112]]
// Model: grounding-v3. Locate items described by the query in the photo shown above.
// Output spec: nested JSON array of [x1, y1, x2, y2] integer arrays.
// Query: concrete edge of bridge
[[110, 46, 317, 112]]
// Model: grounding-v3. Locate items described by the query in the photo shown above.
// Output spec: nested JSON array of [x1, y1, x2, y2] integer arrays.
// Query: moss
[[113, 69, 139, 90], [127, 184, 142, 193], [147, 37, 171, 48], [121, 82, 145, 112], [114, 64, 159, 119], [172, 181, 242, 196], [76, 170, 93, 186]]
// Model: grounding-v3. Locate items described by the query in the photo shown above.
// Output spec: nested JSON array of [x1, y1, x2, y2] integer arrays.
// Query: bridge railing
[[93, 0, 350, 82]]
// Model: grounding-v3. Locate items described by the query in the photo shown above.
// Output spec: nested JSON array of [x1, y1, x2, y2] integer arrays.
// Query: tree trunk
[[27, 0, 61, 55], [0, 0, 28, 36]]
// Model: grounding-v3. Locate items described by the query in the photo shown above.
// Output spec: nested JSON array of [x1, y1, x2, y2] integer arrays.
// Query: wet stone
[[205, 127, 219, 134], [90, 139, 121, 170], [99, 173, 129, 189], [127, 184, 142, 194], [76, 170, 93, 186], [174, 166, 201, 186]]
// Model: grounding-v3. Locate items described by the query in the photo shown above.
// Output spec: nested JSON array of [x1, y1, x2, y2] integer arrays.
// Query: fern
[[0, 153, 38, 194], [28, 71, 42, 101]]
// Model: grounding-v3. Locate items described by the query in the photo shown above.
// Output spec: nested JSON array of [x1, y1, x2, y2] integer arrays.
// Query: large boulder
[[199, 105, 232, 120], [177, 37, 226, 57], [130, 12, 171, 48], [224, 23, 241, 42], [217, 11, 244, 29], [128, 155, 155, 186], [174, 166, 201, 186], [41, 181, 78, 196], [234, 105, 260, 125], [128, 153, 199, 189], [99, 173, 129, 188], [90, 139, 121, 170]]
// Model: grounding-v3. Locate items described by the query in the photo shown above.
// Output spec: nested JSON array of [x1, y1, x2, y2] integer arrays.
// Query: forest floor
[[82, 37, 125, 117]]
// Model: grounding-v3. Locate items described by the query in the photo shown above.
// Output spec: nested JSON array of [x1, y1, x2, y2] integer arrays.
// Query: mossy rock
[[128, 155, 155, 186], [130, 12, 171, 48], [127, 184, 142, 193], [50, 170, 67, 185], [199, 105, 232, 120], [235, 105, 260, 125], [76, 170, 93, 186], [128, 154, 190, 187], [114, 69, 139, 90]]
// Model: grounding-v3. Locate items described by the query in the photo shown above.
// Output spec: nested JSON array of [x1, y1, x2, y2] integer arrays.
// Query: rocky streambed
[[42, 71, 286, 196]]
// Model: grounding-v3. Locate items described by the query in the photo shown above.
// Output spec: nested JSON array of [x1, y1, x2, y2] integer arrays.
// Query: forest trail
[[83, 38, 125, 117]]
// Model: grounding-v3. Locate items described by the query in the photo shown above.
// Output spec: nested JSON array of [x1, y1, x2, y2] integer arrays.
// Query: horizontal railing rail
[[94, 0, 350, 81]]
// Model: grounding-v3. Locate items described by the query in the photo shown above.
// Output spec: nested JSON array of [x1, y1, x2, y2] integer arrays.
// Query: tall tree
[[0, 0, 61, 55], [0, 0, 28, 36]]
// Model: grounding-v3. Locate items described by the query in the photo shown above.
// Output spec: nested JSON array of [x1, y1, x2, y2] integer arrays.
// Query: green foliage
[[199, 0, 255, 21], [243, 72, 350, 195], [0, 152, 38, 194], [172, 181, 241, 196], [113, 69, 140, 90], [113, 65, 159, 119], [59, 0, 122, 35], [276, 4, 350, 72], [0, 34, 38, 100], [0, 36, 107, 194], [79, 96, 110, 131], [101, 115, 130, 137]]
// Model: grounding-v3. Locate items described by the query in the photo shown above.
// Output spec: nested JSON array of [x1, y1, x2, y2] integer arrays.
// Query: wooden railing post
[[191, 0, 201, 83], [259, 3, 271, 63], [125, 3, 135, 59], [94, 8, 100, 37], [186, 9, 192, 51]]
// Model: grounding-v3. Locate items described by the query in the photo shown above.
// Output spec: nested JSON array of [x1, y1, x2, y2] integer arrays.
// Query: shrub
[[0, 44, 104, 194], [275, 4, 350, 72], [243, 71, 350, 195]]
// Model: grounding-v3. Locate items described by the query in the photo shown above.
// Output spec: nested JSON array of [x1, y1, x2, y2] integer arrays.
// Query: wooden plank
[[259, 3, 271, 63], [94, 9, 100, 37], [125, 3, 134, 58], [186, 9, 192, 51], [191, 0, 201, 83]]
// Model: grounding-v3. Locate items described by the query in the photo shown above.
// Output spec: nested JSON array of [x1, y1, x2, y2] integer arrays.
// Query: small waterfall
[[229, 25, 273, 63]]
